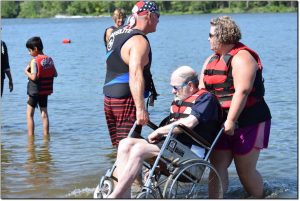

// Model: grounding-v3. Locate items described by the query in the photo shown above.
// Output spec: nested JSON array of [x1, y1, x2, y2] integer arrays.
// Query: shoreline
[[2, 10, 297, 20]]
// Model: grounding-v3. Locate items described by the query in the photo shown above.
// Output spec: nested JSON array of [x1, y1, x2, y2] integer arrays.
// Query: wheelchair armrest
[[177, 123, 211, 149]]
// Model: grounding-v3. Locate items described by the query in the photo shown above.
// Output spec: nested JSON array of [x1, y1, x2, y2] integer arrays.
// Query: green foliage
[[114, 1, 135, 14], [65, 1, 96, 15], [157, 1, 172, 13], [1, 1, 20, 18], [1, 1, 298, 18], [18, 1, 42, 18], [40, 2, 68, 17], [93, 2, 111, 15], [171, 1, 190, 12]]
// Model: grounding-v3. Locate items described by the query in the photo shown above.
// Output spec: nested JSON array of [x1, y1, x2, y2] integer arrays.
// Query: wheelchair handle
[[128, 121, 138, 138], [147, 121, 159, 130], [128, 120, 159, 138]]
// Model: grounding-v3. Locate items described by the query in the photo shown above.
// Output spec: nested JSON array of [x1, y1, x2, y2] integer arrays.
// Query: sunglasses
[[172, 81, 189, 91], [172, 77, 199, 91], [209, 33, 215, 38]]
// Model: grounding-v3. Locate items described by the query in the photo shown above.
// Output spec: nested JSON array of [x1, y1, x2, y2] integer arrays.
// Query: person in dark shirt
[[103, 8, 126, 48], [1, 40, 13, 97], [107, 66, 221, 198]]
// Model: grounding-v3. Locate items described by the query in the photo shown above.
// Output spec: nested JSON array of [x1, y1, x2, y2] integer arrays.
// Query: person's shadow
[[25, 135, 53, 187]]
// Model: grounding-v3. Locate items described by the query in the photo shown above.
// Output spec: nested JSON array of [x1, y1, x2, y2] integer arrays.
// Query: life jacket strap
[[204, 69, 227, 75]]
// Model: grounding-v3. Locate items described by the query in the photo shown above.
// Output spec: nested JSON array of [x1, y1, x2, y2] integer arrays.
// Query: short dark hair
[[26, 36, 43, 51]]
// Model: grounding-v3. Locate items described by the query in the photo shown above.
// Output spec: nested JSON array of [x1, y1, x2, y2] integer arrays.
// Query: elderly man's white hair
[[171, 66, 197, 82]]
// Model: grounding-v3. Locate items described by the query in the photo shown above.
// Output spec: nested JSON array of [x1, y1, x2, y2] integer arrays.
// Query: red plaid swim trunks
[[104, 96, 141, 147]]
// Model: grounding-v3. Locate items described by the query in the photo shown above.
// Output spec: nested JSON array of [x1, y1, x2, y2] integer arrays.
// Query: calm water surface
[[1, 13, 297, 198]]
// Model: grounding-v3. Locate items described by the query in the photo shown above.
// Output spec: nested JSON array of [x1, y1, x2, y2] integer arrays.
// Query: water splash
[[224, 179, 297, 199], [65, 187, 95, 198], [264, 180, 297, 198]]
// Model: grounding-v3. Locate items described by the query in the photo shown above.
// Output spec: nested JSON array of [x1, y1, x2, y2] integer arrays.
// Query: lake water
[[1, 13, 297, 198]]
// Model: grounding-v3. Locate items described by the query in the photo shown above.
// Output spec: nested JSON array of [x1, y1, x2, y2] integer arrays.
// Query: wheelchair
[[94, 120, 224, 199]]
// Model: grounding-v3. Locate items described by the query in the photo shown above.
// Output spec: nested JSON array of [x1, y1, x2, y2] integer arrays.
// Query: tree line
[[1, 1, 297, 18]]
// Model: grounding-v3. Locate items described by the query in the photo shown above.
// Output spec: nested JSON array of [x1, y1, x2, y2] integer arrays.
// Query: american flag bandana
[[132, 1, 159, 17]]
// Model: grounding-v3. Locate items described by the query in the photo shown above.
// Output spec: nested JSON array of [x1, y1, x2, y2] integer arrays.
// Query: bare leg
[[209, 150, 233, 197], [111, 138, 137, 198], [108, 138, 160, 198], [131, 169, 143, 197], [40, 107, 49, 136], [26, 104, 35, 136], [234, 149, 263, 198]]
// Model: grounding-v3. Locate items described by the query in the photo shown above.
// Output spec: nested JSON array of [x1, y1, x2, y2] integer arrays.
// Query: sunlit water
[[1, 13, 297, 198]]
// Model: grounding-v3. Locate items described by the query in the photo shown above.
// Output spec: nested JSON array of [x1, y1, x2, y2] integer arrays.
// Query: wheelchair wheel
[[163, 160, 223, 199], [93, 179, 114, 198], [136, 189, 157, 199]]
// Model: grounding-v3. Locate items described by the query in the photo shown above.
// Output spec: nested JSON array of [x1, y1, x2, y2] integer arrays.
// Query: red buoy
[[62, 39, 71, 44]]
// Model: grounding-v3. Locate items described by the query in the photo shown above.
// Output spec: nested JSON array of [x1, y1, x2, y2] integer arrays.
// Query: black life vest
[[103, 27, 158, 102], [103, 26, 117, 48]]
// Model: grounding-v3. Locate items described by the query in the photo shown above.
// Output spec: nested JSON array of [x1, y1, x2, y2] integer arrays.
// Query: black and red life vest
[[203, 42, 265, 109], [203, 42, 271, 127], [27, 54, 55, 96], [164, 89, 222, 145], [169, 89, 208, 121], [36, 55, 55, 95]]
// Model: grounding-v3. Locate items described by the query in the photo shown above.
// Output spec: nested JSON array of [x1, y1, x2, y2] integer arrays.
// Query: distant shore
[[2, 1, 297, 19]]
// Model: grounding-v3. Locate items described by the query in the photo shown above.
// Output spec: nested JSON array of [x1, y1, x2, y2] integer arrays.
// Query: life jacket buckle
[[204, 69, 214, 75]]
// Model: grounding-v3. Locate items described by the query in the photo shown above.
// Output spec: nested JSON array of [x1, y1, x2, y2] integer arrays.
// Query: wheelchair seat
[[94, 120, 224, 199]]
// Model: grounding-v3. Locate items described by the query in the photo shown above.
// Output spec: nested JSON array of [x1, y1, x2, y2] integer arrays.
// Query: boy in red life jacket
[[24, 36, 58, 136]]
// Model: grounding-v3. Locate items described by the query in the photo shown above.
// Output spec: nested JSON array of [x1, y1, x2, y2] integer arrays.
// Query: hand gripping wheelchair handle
[[128, 120, 159, 138]]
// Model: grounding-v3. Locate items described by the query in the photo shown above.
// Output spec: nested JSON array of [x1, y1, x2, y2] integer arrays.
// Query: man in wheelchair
[[107, 66, 222, 198]]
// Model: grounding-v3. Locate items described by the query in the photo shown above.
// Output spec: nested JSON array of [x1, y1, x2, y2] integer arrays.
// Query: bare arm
[[198, 55, 214, 89], [122, 35, 150, 125], [148, 115, 199, 143], [24, 60, 37, 81], [224, 50, 258, 135]]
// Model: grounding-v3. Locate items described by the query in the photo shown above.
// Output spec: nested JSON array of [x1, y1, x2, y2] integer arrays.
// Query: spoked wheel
[[93, 179, 114, 198], [163, 160, 223, 199], [136, 189, 157, 199]]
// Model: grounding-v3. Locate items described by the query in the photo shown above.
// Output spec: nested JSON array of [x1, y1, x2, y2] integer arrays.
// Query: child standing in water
[[25, 36, 57, 136]]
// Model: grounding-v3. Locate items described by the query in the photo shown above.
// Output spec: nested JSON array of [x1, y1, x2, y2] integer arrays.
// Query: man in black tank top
[[103, 1, 160, 147]]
